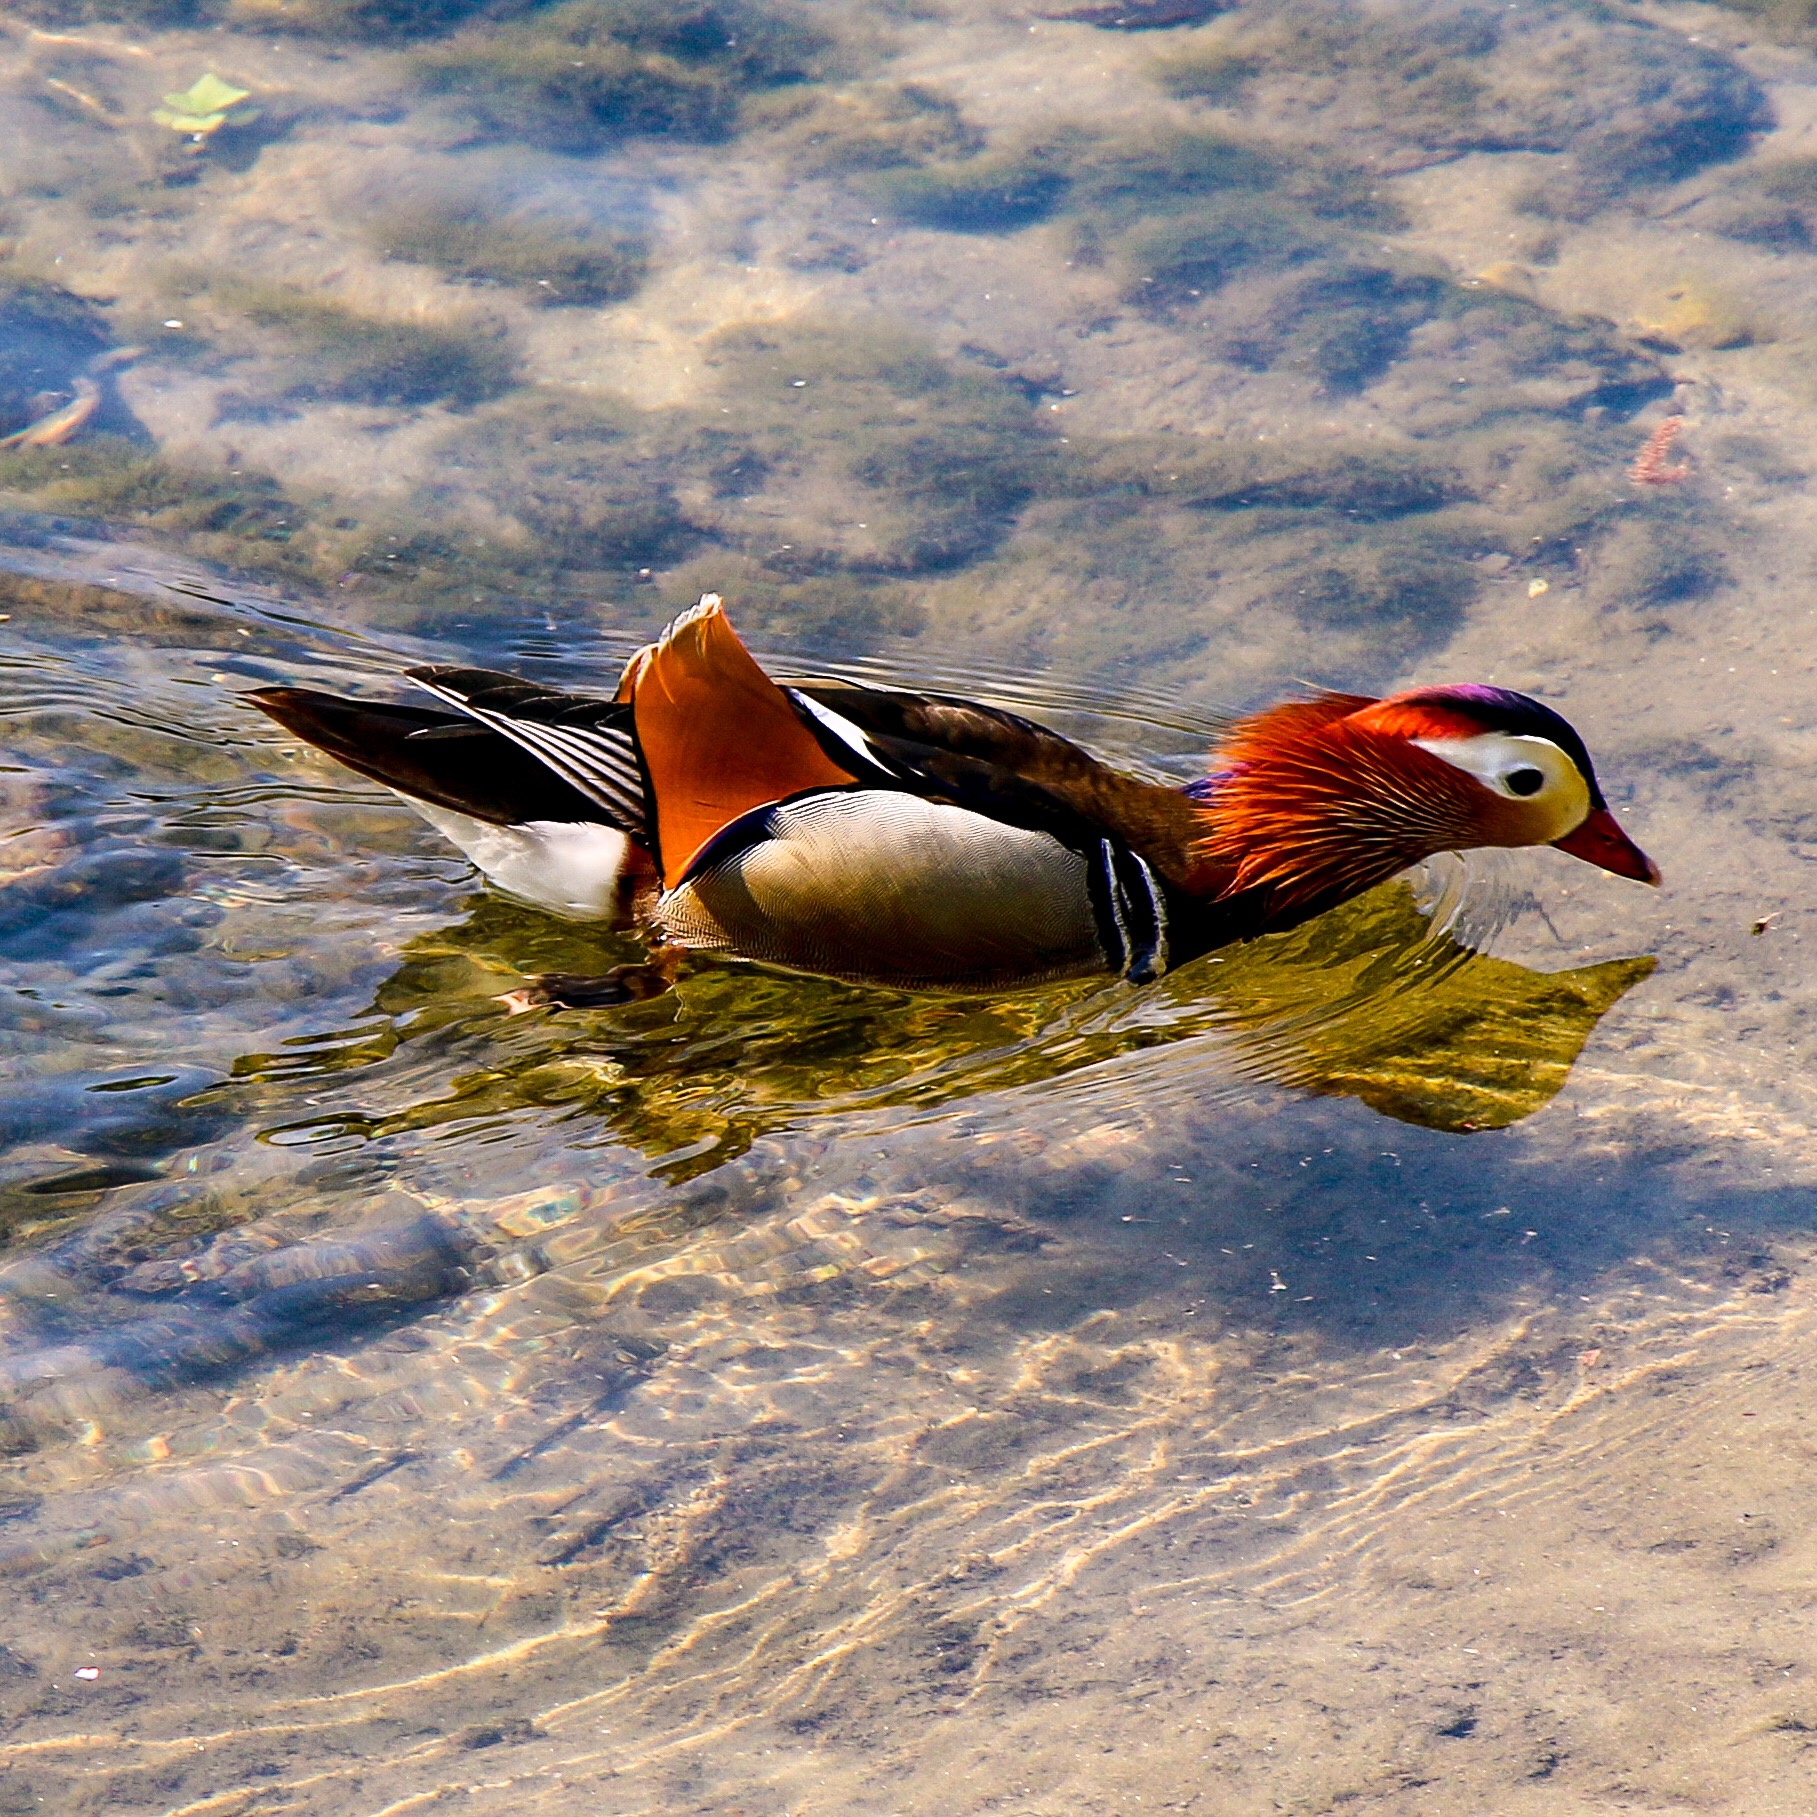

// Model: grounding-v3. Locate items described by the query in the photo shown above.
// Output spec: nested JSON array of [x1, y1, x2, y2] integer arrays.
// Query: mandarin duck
[[249, 594, 1657, 997]]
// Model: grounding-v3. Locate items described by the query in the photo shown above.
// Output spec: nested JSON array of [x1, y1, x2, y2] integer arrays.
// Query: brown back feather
[[793, 685, 1216, 891]]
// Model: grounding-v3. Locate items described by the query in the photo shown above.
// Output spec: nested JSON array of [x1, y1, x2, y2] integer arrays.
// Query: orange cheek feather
[[1191, 701, 1566, 915]]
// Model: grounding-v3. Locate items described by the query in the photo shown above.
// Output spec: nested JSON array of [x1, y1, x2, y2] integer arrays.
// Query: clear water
[[0, 1, 1815, 1811]]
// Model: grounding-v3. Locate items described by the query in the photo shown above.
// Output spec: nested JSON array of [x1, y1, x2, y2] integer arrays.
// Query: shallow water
[[2, 0, 1817, 1811]]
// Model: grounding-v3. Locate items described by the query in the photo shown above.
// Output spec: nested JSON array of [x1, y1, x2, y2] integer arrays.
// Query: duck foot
[[498, 958, 679, 1013]]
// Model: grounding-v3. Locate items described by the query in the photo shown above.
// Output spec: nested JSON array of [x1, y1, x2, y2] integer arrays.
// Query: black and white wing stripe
[[782, 686, 905, 784], [1087, 840, 1170, 984], [408, 667, 648, 840]]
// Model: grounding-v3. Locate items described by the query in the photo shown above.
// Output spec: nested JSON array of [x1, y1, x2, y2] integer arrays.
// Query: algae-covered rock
[[1586, 518, 1730, 613], [369, 201, 649, 307], [697, 320, 1062, 575], [878, 123, 1380, 246], [0, 440, 303, 569], [1228, 264, 1448, 393], [1153, 40, 1265, 103], [7, 0, 210, 22], [432, 389, 699, 572], [226, 0, 505, 39], [750, 83, 979, 178], [1031, 421, 1482, 670], [1065, 126, 1282, 216], [1627, 280, 1756, 353], [1047, 0, 1236, 28], [1116, 205, 1325, 309], [1075, 435, 1460, 520], [215, 284, 517, 409], [1699, 0, 1817, 43], [1160, 0, 1769, 216], [875, 142, 1074, 234], [1376, 288, 1673, 432], [1688, 154, 1817, 252], [1284, 539, 1476, 637], [288, 321, 1059, 616], [656, 552, 921, 644], [413, 0, 837, 153]]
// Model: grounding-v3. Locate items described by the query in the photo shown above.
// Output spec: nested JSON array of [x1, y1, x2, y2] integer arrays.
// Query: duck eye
[[1506, 766, 1545, 798]]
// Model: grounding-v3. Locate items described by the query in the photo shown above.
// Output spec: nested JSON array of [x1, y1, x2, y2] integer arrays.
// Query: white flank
[[407, 802, 631, 919]]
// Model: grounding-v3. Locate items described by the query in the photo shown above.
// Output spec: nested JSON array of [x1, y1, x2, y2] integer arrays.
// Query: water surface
[[2, 1, 1817, 1811]]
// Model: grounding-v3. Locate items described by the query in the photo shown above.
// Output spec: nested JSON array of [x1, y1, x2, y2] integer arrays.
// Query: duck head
[[1192, 683, 1658, 922]]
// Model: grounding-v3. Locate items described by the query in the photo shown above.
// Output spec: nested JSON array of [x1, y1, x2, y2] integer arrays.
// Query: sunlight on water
[[1, 0, 1817, 1811]]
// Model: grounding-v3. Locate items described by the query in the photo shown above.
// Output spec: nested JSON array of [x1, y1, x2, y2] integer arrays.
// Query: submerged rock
[[412, 0, 838, 154], [1163, 0, 1770, 212]]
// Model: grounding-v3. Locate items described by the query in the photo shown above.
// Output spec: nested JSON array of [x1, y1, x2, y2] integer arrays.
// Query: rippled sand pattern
[[4, 0, 1817, 1810], [5, 1105, 1817, 1816]]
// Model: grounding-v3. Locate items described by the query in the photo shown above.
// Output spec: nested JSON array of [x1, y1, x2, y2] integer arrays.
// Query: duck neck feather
[[1191, 701, 1494, 922]]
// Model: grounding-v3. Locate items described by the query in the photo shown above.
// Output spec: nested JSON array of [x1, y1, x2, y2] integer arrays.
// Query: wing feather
[[408, 667, 647, 840]]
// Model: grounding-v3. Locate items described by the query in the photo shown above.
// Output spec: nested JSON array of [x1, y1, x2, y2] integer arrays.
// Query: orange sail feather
[[624, 596, 857, 887]]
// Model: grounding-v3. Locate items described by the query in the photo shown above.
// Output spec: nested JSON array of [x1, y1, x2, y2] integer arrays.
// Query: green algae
[[369, 202, 650, 307], [1152, 40, 1265, 103], [1113, 203, 1324, 306], [217, 283, 518, 409], [7, 0, 210, 22], [750, 82, 979, 177], [1220, 4, 1496, 147], [1159, 0, 1767, 218], [1755, 155, 1817, 203], [1059, 429, 1479, 647], [1684, 155, 1817, 250], [319, 322, 1060, 620], [700, 319, 1062, 575], [431, 388, 698, 573], [225, 0, 512, 39], [1071, 435, 1460, 520], [1284, 540, 1475, 633], [875, 142, 1074, 233], [413, 0, 838, 153], [1241, 264, 1448, 392], [876, 123, 1395, 365], [657, 551, 921, 644], [13, 0, 503, 27], [875, 125, 1370, 242], [1068, 128, 1282, 216], [0, 439, 304, 565]]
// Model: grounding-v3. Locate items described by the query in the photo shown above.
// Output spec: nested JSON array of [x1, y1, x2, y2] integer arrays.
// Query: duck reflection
[[242, 876, 1653, 1172]]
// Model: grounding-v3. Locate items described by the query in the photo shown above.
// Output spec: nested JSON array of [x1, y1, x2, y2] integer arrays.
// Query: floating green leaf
[[152, 73, 257, 135]]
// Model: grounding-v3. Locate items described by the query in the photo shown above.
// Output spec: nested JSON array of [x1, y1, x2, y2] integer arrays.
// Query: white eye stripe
[[1416, 732, 1564, 793], [1413, 732, 1592, 841]]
